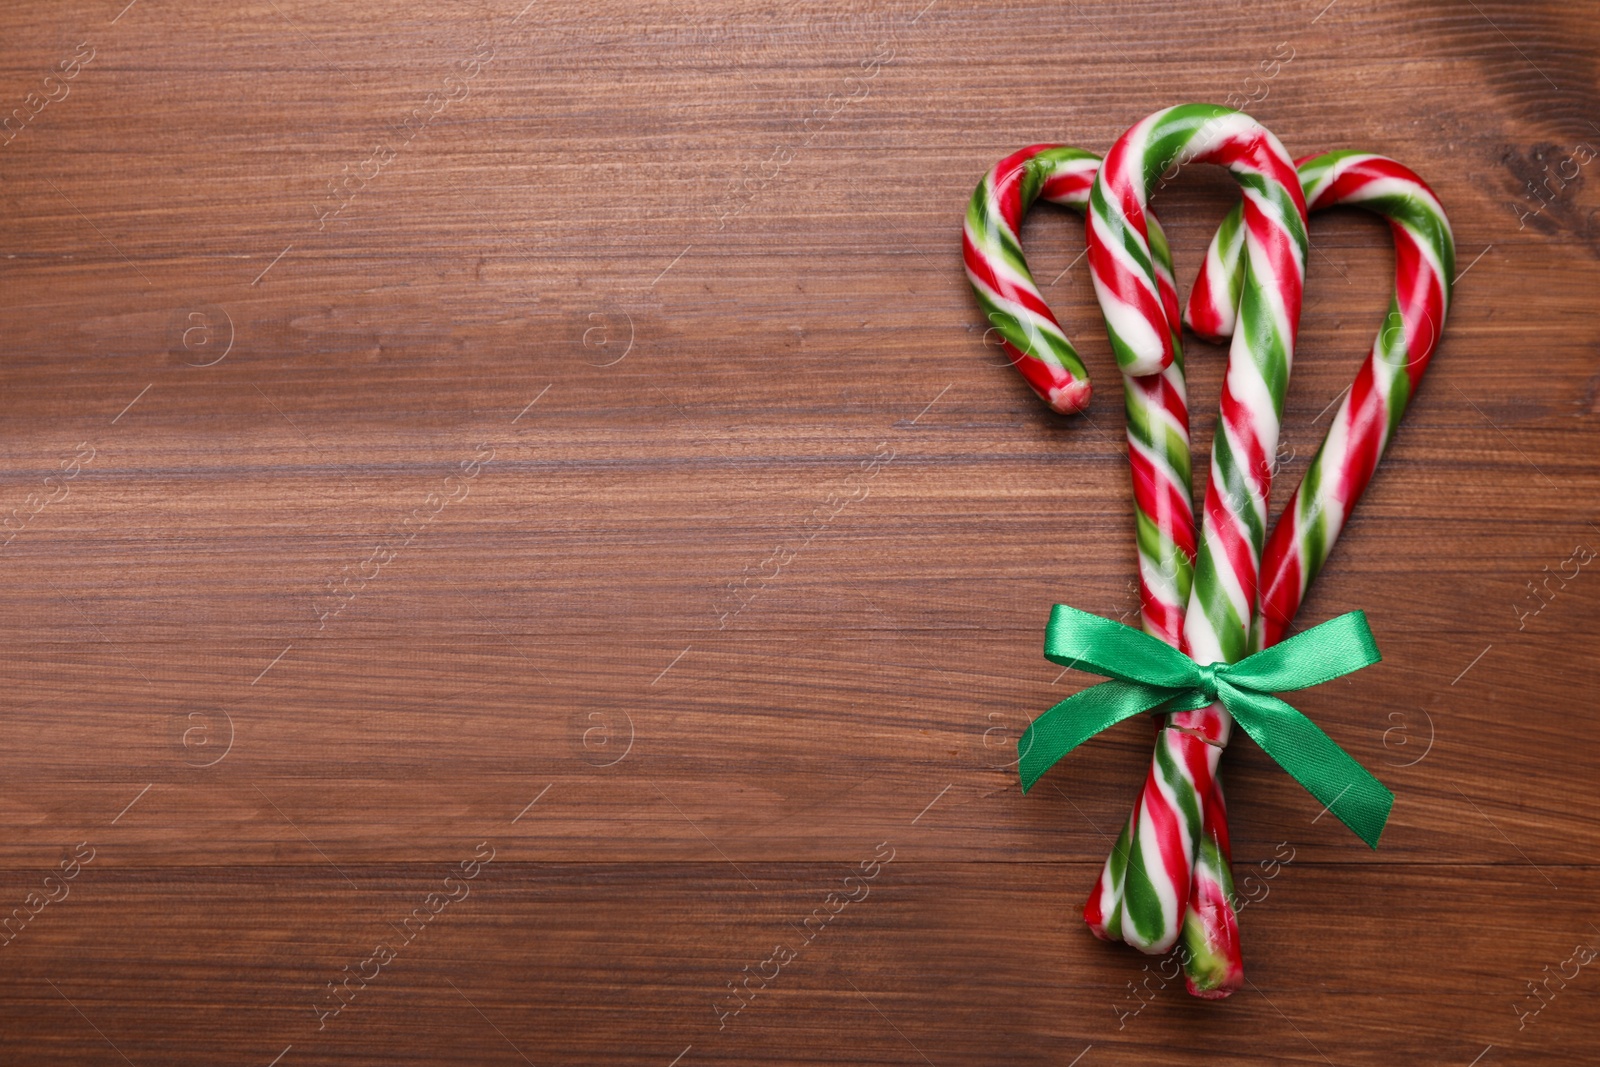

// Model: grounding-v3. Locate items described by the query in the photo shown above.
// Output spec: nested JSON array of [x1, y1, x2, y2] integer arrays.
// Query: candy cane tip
[[1128, 930, 1180, 955], [1184, 979, 1238, 1000], [1046, 379, 1094, 414], [1182, 318, 1232, 345]]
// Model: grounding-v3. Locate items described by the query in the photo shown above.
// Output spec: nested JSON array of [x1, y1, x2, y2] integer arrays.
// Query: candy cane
[[1172, 151, 1449, 992], [962, 146, 1218, 963], [1085, 105, 1308, 958], [1184, 152, 1454, 650]]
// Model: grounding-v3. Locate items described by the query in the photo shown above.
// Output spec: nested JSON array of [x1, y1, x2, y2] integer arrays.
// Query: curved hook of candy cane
[[1180, 154, 1451, 996], [1088, 105, 1308, 382], [962, 145, 1101, 413], [962, 145, 1197, 643], [1181, 151, 1455, 650]]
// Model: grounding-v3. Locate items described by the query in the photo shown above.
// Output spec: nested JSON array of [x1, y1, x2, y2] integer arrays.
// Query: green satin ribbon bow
[[1018, 605, 1395, 848]]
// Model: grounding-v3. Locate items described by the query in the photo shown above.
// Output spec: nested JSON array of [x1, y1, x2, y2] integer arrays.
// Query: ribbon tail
[[1018, 679, 1186, 795], [1220, 685, 1395, 849]]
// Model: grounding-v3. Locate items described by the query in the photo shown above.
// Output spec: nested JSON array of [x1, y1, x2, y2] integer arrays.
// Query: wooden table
[[1, 1, 1595, 1063]]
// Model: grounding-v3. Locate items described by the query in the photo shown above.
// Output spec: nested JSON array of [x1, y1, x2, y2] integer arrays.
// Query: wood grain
[[0, 0, 1596, 1062]]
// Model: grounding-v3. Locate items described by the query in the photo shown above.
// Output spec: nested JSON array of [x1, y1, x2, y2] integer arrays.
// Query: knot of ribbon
[[1017, 605, 1395, 849]]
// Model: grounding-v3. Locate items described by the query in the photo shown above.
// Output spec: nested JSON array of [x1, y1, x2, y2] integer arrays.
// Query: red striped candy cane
[[962, 146, 1213, 960], [1086, 105, 1309, 959]]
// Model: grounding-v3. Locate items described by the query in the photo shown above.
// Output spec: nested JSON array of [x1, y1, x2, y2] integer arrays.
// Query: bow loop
[[1217, 611, 1381, 692], [1019, 606, 1394, 848], [1043, 603, 1201, 689]]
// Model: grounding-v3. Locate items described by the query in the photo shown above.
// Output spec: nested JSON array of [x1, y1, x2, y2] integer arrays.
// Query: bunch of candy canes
[[963, 105, 1454, 997]]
